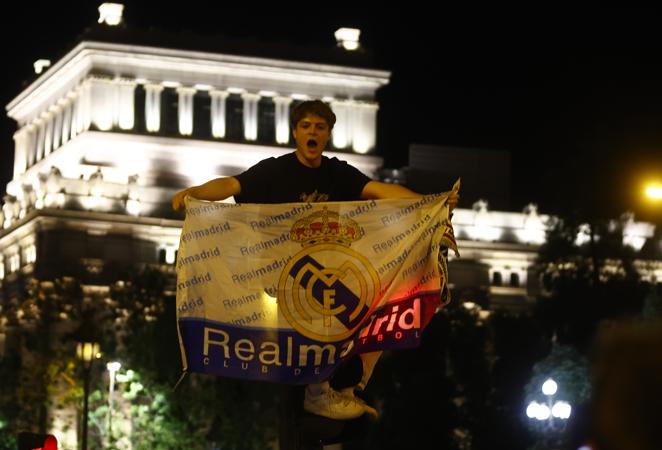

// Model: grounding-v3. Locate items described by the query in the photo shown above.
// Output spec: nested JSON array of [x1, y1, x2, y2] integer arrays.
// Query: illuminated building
[[0, 5, 386, 292], [0, 3, 659, 314], [0, 4, 386, 445]]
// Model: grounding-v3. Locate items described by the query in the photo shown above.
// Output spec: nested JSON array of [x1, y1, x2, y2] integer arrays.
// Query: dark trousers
[[278, 354, 364, 449]]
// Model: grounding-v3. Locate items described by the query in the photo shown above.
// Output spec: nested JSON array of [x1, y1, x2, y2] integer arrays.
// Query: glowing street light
[[541, 378, 558, 396], [645, 184, 662, 201], [526, 378, 572, 433], [552, 401, 572, 420], [106, 361, 122, 436]]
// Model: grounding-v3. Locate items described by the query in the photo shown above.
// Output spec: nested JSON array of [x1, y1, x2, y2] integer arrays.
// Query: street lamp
[[526, 378, 572, 432], [645, 183, 662, 201], [76, 339, 100, 450], [106, 361, 121, 437]]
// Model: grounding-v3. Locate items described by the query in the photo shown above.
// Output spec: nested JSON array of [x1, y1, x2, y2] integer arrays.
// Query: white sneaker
[[304, 385, 366, 420], [340, 388, 379, 420]]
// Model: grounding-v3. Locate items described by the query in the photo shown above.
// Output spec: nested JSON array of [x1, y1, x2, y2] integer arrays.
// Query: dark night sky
[[1, 3, 661, 222]]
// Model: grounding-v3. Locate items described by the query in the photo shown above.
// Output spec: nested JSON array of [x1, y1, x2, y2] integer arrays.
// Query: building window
[[158, 248, 167, 264], [491, 271, 503, 286], [226, 94, 244, 141], [510, 272, 520, 287], [162, 88, 179, 136], [258, 97, 275, 144], [193, 91, 211, 139], [134, 84, 146, 133]]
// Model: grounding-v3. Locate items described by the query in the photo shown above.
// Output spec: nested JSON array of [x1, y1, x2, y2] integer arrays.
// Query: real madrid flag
[[176, 190, 458, 384]]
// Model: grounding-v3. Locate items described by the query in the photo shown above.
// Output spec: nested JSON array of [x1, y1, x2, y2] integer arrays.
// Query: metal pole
[[547, 395, 554, 430], [82, 367, 90, 450], [106, 362, 121, 440], [108, 371, 114, 436]]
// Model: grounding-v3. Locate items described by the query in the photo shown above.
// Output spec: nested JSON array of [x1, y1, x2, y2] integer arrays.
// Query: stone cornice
[[0, 207, 183, 247], [6, 41, 391, 125]]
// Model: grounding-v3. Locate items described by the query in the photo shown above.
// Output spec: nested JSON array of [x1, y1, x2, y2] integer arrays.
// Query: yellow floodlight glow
[[645, 184, 662, 200]]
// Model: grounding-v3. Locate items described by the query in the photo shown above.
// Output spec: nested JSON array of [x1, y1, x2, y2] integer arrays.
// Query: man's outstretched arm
[[171, 176, 241, 212], [361, 181, 420, 200], [361, 181, 458, 210]]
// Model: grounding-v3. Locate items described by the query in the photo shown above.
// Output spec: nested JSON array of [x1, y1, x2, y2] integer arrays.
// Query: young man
[[172, 100, 457, 420]]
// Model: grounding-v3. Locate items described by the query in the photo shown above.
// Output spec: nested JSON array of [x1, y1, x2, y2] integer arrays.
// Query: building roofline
[[7, 40, 391, 122]]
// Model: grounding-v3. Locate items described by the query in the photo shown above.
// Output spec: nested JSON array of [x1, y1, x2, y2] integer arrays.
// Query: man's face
[[293, 113, 331, 167]]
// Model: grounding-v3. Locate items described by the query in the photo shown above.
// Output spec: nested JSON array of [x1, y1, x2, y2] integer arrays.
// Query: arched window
[[158, 248, 167, 264], [492, 271, 503, 286]]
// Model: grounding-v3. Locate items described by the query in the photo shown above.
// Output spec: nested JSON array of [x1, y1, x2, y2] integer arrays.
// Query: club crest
[[278, 208, 380, 342]]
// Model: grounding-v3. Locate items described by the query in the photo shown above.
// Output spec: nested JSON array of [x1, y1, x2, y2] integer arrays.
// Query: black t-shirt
[[234, 152, 371, 203]]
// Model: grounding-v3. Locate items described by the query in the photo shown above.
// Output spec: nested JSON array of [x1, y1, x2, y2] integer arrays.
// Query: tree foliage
[[535, 217, 649, 350], [0, 267, 278, 449]]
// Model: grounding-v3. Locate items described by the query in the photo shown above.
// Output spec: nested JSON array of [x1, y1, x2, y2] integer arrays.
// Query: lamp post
[[106, 361, 121, 438], [644, 183, 662, 201], [76, 340, 99, 450], [526, 378, 572, 448], [643, 182, 661, 223]]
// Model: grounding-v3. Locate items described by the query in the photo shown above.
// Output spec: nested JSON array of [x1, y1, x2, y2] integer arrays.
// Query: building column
[[72, 81, 92, 136], [68, 92, 79, 139], [79, 80, 92, 133], [59, 97, 72, 145], [24, 124, 37, 168], [89, 77, 115, 131], [210, 90, 229, 138], [274, 96, 293, 144], [34, 117, 46, 163], [51, 104, 63, 150], [144, 83, 164, 132], [12, 126, 30, 178], [241, 93, 261, 141], [351, 102, 378, 154], [117, 79, 136, 130], [330, 99, 354, 149], [43, 110, 55, 157], [177, 87, 196, 136], [87, 77, 136, 131]]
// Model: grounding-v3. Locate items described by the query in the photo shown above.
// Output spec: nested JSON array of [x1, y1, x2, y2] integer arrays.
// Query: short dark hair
[[290, 100, 336, 130]]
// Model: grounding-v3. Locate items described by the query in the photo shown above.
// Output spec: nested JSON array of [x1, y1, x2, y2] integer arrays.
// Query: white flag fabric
[[176, 191, 458, 384]]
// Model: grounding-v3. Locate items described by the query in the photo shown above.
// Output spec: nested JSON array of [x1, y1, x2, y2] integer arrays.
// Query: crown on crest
[[291, 207, 362, 247]]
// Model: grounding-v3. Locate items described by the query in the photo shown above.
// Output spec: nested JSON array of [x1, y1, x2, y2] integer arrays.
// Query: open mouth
[[307, 139, 318, 148]]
